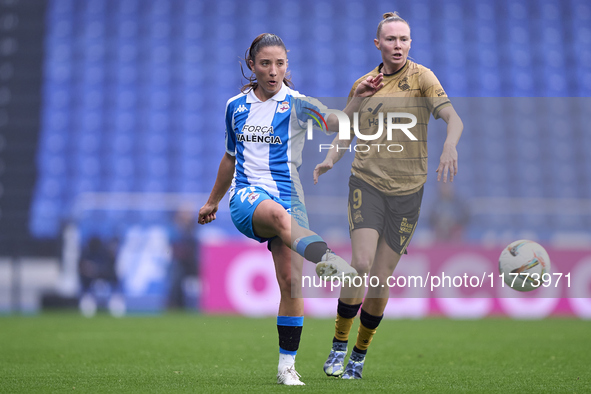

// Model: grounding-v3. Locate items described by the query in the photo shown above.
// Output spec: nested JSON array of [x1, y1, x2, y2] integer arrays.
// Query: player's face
[[249, 45, 288, 101], [374, 21, 411, 73]]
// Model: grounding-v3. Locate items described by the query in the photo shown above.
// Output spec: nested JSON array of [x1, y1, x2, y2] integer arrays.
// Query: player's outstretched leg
[[292, 235, 358, 280], [323, 341, 347, 377], [316, 250, 358, 280], [341, 349, 366, 379]]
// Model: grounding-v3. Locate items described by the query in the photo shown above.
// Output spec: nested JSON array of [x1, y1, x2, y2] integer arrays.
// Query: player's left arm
[[436, 105, 463, 183]]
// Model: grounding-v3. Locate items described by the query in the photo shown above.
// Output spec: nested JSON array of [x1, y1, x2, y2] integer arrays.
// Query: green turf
[[0, 313, 589, 393]]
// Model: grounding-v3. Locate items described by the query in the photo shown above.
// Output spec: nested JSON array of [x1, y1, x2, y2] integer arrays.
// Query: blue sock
[[277, 316, 304, 354], [292, 235, 328, 263]]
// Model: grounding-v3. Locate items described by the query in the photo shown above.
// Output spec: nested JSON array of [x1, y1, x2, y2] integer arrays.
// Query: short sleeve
[[224, 101, 236, 156], [292, 96, 332, 135], [419, 70, 452, 119]]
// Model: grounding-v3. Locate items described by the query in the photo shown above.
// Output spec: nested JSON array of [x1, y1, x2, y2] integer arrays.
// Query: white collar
[[246, 84, 288, 103]]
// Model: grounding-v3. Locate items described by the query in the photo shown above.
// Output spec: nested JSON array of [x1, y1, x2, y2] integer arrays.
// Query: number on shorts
[[353, 188, 362, 209], [237, 186, 256, 203]]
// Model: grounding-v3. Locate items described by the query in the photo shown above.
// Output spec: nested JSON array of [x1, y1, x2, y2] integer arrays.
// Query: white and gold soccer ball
[[498, 240, 551, 292]]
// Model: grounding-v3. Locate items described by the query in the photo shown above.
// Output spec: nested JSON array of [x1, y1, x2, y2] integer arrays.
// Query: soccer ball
[[498, 240, 551, 292]]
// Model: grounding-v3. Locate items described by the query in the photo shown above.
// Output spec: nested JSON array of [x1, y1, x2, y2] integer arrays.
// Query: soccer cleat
[[277, 365, 305, 386], [341, 352, 365, 379], [323, 342, 347, 377], [316, 251, 358, 280]]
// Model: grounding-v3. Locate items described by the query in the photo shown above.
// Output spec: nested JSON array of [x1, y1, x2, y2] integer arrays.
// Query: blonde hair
[[376, 12, 410, 38]]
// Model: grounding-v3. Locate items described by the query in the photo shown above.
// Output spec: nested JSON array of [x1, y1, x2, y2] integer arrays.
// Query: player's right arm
[[198, 152, 235, 224], [199, 99, 238, 224]]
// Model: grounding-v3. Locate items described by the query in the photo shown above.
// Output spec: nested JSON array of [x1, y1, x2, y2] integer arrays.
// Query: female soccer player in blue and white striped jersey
[[198, 33, 383, 385]]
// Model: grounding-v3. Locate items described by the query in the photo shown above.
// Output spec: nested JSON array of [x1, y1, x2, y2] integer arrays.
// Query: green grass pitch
[[0, 313, 589, 393]]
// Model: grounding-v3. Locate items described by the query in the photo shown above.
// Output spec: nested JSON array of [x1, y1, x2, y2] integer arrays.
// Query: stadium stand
[[31, 0, 591, 243]]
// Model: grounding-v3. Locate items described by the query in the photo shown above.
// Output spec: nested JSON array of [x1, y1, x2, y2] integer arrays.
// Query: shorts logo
[[234, 104, 248, 114], [400, 218, 413, 234], [400, 235, 407, 245], [247, 192, 260, 205], [353, 210, 364, 224], [237, 187, 259, 204], [290, 206, 308, 228], [277, 101, 290, 113]]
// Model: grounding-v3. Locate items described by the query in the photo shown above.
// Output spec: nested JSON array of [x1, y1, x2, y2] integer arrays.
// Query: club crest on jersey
[[277, 101, 290, 113], [398, 77, 410, 91]]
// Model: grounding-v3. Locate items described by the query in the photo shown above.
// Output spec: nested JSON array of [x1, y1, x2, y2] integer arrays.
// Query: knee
[[351, 255, 373, 276], [269, 207, 290, 234], [277, 270, 298, 293]]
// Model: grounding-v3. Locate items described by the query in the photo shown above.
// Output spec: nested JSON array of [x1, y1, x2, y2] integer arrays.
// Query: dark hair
[[377, 11, 411, 38], [240, 33, 293, 93]]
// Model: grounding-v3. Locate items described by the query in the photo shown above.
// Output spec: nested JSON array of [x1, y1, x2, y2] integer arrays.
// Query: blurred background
[[0, 0, 590, 317]]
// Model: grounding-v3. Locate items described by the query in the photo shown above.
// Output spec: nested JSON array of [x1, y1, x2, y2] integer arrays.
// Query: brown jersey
[[347, 60, 451, 196]]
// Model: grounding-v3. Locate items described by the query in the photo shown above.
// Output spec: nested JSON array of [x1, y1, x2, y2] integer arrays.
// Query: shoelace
[[285, 366, 301, 380], [321, 249, 336, 261]]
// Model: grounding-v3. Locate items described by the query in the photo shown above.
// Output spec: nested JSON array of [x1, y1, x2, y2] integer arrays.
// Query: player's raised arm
[[315, 74, 385, 184], [198, 152, 236, 224], [353, 74, 385, 98], [435, 106, 463, 183]]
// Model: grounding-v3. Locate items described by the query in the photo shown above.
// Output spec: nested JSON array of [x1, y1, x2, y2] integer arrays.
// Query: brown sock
[[355, 322, 377, 351], [334, 313, 355, 342]]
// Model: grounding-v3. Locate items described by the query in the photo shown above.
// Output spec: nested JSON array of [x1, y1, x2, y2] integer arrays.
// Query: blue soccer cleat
[[323, 342, 347, 377], [341, 351, 365, 379]]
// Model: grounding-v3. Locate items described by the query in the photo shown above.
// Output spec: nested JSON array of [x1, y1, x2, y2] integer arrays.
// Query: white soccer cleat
[[277, 365, 305, 385], [316, 251, 358, 280]]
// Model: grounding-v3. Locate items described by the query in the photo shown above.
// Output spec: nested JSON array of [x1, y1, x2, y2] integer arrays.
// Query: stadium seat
[[29, 0, 591, 240]]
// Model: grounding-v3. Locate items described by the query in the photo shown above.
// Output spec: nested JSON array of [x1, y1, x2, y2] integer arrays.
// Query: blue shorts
[[230, 186, 309, 243]]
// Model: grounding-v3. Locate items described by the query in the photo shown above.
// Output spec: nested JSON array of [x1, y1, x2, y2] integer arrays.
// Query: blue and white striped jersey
[[224, 84, 329, 201]]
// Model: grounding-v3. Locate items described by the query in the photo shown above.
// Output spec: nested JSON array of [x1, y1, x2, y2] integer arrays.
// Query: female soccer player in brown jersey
[[314, 12, 464, 379]]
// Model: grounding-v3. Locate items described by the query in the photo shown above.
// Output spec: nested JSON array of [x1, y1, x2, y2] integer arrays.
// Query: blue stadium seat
[[30, 0, 590, 240]]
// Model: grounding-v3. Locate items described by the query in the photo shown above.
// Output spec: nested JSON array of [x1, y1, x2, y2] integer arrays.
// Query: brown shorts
[[348, 175, 424, 254]]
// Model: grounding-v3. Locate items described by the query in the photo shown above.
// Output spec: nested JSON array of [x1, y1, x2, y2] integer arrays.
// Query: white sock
[[278, 353, 296, 372]]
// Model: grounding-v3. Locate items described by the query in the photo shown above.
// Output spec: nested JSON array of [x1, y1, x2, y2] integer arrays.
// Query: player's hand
[[313, 159, 334, 184], [436, 143, 458, 183], [198, 202, 218, 224], [353, 74, 384, 97]]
